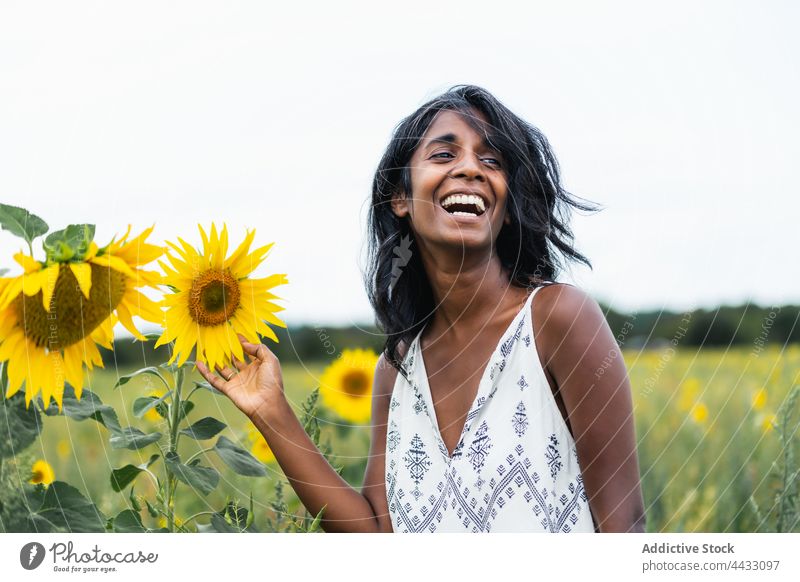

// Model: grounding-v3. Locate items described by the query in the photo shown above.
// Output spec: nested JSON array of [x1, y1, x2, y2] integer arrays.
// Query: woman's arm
[[196, 335, 394, 533], [535, 284, 647, 533]]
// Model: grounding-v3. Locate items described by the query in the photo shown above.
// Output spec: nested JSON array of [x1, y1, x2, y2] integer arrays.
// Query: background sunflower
[[155, 223, 288, 372], [318, 348, 379, 424]]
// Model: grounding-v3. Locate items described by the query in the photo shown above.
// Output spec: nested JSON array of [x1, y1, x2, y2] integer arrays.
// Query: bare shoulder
[[532, 283, 607, 359]]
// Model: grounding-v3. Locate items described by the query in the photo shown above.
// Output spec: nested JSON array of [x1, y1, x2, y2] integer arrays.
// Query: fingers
[[196, 361, 229, 394], [232, 356, 248, 372], [238, 333, 273, 362], [215, 364, 237, 381]]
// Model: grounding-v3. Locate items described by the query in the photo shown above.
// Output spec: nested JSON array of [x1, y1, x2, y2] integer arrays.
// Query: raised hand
[[195, 333, 286, 422]]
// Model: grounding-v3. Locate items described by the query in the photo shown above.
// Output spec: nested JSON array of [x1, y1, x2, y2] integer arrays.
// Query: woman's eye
[[431, 152, 501, 167]]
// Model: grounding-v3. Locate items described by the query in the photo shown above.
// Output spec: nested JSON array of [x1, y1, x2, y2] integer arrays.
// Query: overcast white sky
[[1, 0, 798, 331]]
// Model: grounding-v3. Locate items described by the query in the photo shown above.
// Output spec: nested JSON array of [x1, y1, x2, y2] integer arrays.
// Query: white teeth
[[451, 211, 478, 217], [441, 193, 486, 213]]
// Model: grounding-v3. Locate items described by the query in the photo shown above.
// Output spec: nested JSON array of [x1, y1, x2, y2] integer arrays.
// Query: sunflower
[[247, 423, 276, 464], [154, 223, 288, 372], [319, 348, 379, 424], [29, 459, 55, 487], [0, 225, 164, 410]]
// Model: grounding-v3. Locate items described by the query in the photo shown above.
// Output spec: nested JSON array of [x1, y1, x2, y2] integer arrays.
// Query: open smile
[[437, 190, 490, 222]]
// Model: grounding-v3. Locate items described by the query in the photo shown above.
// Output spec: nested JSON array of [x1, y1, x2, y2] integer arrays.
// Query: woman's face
[[392, 108, 511, 253]]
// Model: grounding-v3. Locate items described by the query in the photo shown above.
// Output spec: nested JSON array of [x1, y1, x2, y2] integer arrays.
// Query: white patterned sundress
[[385, 283, 596, 533]]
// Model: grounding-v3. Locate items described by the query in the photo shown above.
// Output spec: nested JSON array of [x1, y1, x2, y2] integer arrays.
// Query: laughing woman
[[197, 84, 646, 533]]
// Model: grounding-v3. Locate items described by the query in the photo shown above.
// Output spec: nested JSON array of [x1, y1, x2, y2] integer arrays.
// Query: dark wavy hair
[[363, 84, 602, 379]]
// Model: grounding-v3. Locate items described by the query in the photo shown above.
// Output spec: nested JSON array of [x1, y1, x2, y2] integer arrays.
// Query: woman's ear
[[391, 190, 410, 218]]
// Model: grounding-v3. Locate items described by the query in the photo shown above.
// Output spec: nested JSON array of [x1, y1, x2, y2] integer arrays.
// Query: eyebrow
[[423, 132, 499, 153]]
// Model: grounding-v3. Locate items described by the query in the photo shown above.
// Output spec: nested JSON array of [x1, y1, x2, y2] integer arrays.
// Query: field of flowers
[[2, 343, 797, 533]]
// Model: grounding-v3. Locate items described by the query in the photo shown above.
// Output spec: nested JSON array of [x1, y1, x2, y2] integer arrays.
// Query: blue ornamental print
[[545, 434, 563, 479], [403, 433, 432, 500], [387, 420, 400, 452], [466, 420, 493, 473], [512, 401, 529, 437], [413, 390, 427, 415]]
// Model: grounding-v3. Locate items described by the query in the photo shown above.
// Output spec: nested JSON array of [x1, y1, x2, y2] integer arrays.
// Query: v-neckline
[[410, 286, 540, 462]]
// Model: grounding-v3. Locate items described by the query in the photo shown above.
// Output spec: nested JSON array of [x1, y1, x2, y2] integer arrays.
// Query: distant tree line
[[106, 301, 799, 369]]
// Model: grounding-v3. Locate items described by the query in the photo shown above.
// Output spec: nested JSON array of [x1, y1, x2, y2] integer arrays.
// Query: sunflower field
[[0, 203, 798, 533]]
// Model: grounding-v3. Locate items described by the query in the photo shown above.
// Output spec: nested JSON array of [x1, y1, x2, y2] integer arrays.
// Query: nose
[[449, 150, 486, 182]]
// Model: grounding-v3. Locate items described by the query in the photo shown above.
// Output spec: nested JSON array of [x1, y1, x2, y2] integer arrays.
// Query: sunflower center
[[188, 269, 241, 326], [31, 470, 44, 483], [341, 370, 370, 397], [12, 264, 127, 349]]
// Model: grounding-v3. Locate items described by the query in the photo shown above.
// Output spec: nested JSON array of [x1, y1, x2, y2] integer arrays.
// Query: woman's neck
[[421, 250, 525, 340]]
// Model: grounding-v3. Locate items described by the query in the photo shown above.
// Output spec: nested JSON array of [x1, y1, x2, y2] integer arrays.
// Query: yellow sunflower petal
[[14, 251, 42, 273], [90, 254, 137, 278], [228, 243, 275, 279], [0, 278, 23, 309], [69, 262, 93, 299], [223, 228, 256, 272], [21, 269, 46, 297], [63, 344, 85, 398]]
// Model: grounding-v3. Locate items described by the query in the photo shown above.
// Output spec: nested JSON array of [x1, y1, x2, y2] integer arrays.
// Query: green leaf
[[45, 386, 122, 434], [180, 417, 226, 440], [109, 427, 162, 450], [0, 391, 43, 459], [159, 360, 194, 374], [25, 481, 106, 533], [0, 268, 8, 276], [208, 501, 257, 533], [110, 454, 159, 492], [209, 513, 239, 532], [214, 435, 267, 477], [308, 505, 326, 532], [246, 492, 254, 528], [111, 509, 146, 533], [129, 487, 142, 512], [42, 223, 95, 262], [164, 451, 219, 496], [114, 366, 168, 389], [0, 203, 48, 248], [110, 465, 143, 493], [133, 392, 172, 418], [192, 380, 221, 395], [178, 401, 195, 421]]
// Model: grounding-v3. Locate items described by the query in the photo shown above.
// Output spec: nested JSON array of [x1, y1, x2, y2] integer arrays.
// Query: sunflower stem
[[165, 365, 185, 533]]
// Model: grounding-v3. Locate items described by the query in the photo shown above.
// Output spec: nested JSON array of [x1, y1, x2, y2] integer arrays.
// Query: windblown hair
[[363, 84, 602, 379]]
